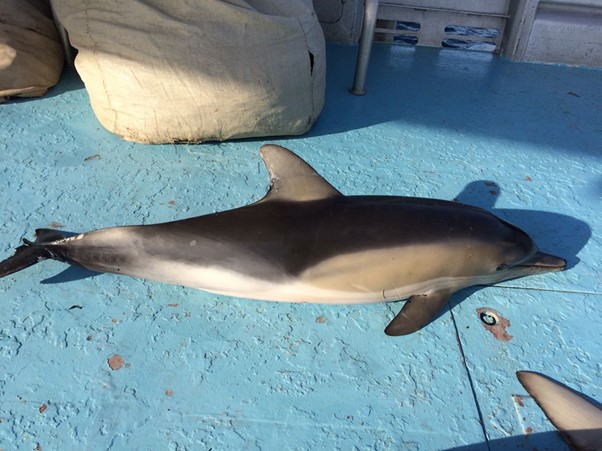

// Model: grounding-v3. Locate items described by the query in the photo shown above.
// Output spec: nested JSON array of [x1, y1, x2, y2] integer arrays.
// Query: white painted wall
[[503, 0, 602, 67]]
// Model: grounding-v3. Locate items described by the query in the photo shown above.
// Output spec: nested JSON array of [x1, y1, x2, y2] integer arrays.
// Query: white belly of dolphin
[[132, 260, 419, 304], [120, 244, 489, 304]]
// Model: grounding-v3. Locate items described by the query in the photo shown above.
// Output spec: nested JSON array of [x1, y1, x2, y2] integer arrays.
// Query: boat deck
[[0, 43, 600, 450]]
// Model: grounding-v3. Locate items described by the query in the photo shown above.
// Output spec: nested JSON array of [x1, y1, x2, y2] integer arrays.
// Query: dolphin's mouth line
[[515, 263, 566, 271], [516, 251, 567, 271]]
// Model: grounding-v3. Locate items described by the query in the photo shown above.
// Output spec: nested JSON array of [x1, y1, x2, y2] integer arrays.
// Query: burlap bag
[[52, 0, 325, 143], [0, 0, 64, 101]]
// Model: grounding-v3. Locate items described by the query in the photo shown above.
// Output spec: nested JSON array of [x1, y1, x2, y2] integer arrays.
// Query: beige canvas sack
[[0, 0, 64, 102], [52, 0, 325, 143]]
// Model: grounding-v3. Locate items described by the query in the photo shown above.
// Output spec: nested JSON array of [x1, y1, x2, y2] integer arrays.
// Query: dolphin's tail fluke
[[0, 229, 66, 278]]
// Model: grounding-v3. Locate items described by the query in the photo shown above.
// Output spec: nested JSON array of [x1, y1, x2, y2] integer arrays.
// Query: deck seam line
[[493, 286, 602, 296], [449, 302, 492, 451]]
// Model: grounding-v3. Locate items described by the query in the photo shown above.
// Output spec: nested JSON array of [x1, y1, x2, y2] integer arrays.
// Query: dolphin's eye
[[496, 264, 508, 271]]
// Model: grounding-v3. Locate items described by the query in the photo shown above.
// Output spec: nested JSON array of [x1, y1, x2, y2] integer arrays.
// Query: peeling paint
[[512, 394, 525, 407], [476, 308, 512, 342], [108, 354, 124, 371]]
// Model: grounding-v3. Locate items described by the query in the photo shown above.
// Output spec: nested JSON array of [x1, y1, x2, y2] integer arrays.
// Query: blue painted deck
[[0, 43, 601, 450]]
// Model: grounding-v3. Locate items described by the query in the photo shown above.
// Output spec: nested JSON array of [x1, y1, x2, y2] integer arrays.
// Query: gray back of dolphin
[[0, 144, 566, 336]]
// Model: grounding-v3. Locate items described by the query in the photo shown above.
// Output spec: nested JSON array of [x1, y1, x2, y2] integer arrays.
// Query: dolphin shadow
[[41, 266, 101, 284], [445, 430, 569, 451]]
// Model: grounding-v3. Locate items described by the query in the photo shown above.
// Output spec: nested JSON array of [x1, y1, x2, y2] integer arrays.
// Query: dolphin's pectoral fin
[[258, 144, 342, 202], [384, 290, 453, 336]]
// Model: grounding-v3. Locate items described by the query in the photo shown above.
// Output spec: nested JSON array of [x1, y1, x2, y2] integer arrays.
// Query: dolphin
[[0, 144, 566, 335], [517, 371, 602, 450]]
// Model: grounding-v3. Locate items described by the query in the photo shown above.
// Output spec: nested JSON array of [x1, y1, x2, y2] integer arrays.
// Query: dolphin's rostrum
[[0, 145, 566, 335]]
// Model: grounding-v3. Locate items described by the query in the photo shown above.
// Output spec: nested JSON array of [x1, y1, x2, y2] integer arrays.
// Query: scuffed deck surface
[[0, 44, 600, 450]]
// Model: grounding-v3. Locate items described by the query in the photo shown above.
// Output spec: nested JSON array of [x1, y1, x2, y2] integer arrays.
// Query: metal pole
[[350, 0, 379, 95]]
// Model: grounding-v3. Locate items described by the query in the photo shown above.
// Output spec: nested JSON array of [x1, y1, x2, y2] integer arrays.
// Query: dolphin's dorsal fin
[[258, 145, 342, 202]]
